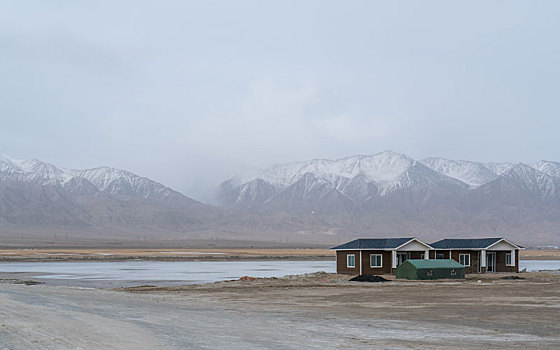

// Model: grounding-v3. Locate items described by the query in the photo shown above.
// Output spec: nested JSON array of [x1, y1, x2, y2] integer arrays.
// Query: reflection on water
[[0, 260, 335, 288], [0, 259, 558, 288]]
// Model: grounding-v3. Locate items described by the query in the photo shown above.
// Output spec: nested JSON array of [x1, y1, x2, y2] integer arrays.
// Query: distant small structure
[[396, 259, 465, 280], [536, 245, 559, 250]]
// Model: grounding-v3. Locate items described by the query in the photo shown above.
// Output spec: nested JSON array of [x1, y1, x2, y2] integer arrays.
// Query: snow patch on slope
[[0, 156, 183, 201], [533, 160, 560, 178], [258, 151, 415, 192], [420, 157, 498, 187], [501, 163, 559, 199]]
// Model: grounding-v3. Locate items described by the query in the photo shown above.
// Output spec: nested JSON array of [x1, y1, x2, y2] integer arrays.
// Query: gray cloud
[[1, 1, 559, 200]]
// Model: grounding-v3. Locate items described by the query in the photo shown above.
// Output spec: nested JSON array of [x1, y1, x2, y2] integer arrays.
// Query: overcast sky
[[1, 1, 559, 199]]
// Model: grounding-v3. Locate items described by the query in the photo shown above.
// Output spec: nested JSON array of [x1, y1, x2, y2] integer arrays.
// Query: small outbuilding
[[396, 259, 465, 280]]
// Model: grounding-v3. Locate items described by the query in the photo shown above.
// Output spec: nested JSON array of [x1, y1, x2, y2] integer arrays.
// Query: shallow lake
[[0, 259, 558, 288], [520, 259, 560, 272], [0, 260, 335, 288]]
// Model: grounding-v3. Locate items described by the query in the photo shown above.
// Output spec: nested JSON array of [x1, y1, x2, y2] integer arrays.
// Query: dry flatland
[[0, 248, 334, 261], [1, 271, 560, 349]]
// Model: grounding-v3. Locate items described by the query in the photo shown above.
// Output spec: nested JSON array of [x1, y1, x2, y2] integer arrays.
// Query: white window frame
[[370, 254, 383, 268], [506, 253, 512, 266], [436, 253, 445, 259], [459, 254, 471, 266], [347, 254, 355, 268]]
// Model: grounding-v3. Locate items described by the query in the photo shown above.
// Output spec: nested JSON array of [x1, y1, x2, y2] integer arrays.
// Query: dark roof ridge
[[431, 237, 521, 249], [331, 237, 425, 250]]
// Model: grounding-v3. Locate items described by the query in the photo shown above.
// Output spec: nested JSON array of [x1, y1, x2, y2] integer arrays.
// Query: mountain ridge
[[2, 152, 560, 245], [215, 151, 560, 244]]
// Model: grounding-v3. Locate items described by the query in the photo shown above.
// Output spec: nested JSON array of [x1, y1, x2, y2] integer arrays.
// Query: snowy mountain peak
[[533, 160, 560, 178], [75, 166, 183, 201], [0, 155, 191, 202], [0, 156, 73, 185], [259, 151, 415, 189], [420, 157, 499, 187], [500, 163, 559, 199], [218, 151, 469, 209], [483, 162, 514, 176]]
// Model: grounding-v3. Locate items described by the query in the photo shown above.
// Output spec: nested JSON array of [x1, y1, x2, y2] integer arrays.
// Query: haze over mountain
[[1, 152, 560, 246], [0, 155, 345, 246], [0, 155, 220, 241], [218, 151, 560, 244]]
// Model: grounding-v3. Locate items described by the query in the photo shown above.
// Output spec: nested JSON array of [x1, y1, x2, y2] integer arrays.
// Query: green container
[[396, 259, 465, 280]]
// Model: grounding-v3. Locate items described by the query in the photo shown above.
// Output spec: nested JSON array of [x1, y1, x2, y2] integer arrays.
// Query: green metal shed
[[396, 259, 465, 280]]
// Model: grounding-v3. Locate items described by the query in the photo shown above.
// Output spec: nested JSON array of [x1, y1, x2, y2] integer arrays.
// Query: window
[[370, 254, 382, 268], [347, 254, 355, 268], [506, 253, 512, 266], [459, 254, 471, 266], [420, 253, 424, 259], [436, 253, 445, 259]]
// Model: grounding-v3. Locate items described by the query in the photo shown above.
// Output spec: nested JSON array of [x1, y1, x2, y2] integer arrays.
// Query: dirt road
[[2, 272, 560, 349]]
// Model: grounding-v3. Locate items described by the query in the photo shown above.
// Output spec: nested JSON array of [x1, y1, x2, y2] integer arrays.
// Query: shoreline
[[1, 271, 559, 348], [0, 255, 335, 263], [0, 248, 558, 262]]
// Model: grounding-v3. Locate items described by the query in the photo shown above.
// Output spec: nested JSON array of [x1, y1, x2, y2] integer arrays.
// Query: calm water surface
[[520, 259, 560, 272], [0, 260, 335, 288], [0, 259, 558, 288]]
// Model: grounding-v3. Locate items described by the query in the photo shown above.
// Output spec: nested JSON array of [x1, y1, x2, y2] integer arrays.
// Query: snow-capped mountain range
[[215, 151, 560, 243], [2, 151, 560, 244], [218, 151, 560, 210], [0, 155, 222, 240], [0, 155, 191, 203]]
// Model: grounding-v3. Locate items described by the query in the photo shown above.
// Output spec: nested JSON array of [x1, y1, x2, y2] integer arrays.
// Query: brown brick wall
[[446, 249, 520, 273], [336, 248, 520, 274], [450, 250, 480, 274], [493, 250, 518, 273], [336, 250, 360, 275], [361, 250, 392, 275]]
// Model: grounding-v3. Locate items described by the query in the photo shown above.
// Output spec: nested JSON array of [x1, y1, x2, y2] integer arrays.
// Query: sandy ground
[[0, 248, 558, 261], [1, 271, 560, 349], [0, 248, 334, 261]]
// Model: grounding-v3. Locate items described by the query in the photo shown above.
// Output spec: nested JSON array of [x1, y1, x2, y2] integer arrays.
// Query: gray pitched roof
[[431, 238, 504, 249], [331, 238, 415, 250]]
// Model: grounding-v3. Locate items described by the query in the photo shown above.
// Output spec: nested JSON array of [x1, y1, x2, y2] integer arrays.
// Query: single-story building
[[330, 237, 433, 275], [332, 237, 524, 275], [396, 259, 465, 280], [430, 238, 523, 273]]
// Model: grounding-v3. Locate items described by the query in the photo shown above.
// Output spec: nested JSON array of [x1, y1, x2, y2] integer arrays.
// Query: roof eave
[[395, 237, 434, 250], [485, 237, 524, 250]]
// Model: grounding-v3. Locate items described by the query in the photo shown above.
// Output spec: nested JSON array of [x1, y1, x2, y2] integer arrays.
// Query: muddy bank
[[122, 271, 560, 342], [0, 248, 334, 262], [0, 248, 557, 262], [1, 271, 560, 349]]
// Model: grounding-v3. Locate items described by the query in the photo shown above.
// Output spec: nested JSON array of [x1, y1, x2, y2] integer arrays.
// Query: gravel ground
[[1, 272, 560, 349]]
